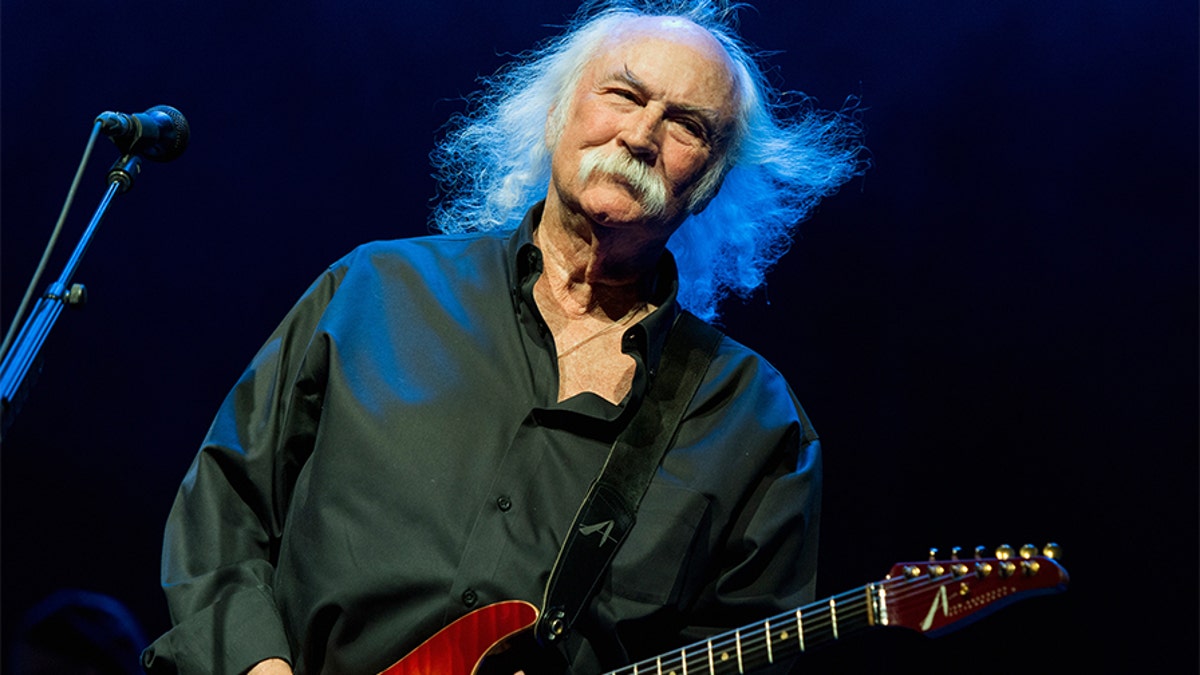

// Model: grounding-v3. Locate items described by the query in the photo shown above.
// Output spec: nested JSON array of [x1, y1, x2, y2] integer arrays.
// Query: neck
[[534, 205, 662, 320]]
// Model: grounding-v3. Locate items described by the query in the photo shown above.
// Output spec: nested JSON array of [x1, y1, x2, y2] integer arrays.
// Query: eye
[[672, 116, 708, 141], [606, 87, 642, 105]]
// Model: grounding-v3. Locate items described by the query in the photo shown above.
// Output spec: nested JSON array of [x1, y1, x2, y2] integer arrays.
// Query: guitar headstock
[[878, 543, 1069, 636]]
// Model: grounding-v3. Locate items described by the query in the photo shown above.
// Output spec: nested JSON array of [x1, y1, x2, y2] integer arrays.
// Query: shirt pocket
[[609, 481, 712, 606]]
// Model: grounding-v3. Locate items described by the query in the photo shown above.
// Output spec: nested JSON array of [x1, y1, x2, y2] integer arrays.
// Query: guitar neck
[[606, 553, 1068, 675], [608, 584, 876, 675]]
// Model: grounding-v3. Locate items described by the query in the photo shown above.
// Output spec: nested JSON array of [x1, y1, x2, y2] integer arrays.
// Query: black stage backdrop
[[2, 1, 1195, 672]]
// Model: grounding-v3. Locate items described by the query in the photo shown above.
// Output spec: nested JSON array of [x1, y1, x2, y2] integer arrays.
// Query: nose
[[618, 107, 662, 164]]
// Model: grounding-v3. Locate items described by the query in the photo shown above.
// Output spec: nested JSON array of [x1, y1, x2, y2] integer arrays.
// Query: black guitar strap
[[536, 310, 723, 645]]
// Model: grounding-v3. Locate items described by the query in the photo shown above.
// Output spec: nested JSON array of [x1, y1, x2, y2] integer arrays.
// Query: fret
[[795, 608, 805, 652], [765, 619, 774, 664], [706, 639, 715, 675], [830, 598, 839, 640], [712, 640, 729, 675], [735, 629, 744, 674], [876, 582, 889, 626], [681, 648, 688, 675], [865, 583, 884, 627], [656, 655, 662, 675]]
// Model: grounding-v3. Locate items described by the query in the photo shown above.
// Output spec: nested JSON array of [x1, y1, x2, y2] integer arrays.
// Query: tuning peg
[[995, 544, 1015, 560], [974, 560, 994, 578], [925, 548, 945, 575], [1043, 542, 1063, 560], [974, 545, 987, 559], [951, 546, 963, 561], [998, 560, 1018, 578]]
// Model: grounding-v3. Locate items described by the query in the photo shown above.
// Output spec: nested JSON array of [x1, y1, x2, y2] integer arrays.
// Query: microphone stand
[[0, 154, 143, 440]]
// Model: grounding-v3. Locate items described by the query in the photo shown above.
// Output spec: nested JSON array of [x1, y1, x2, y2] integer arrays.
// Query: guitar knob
[[1043, 542, 1063, 560], [995, 544, 1015, 561], [1019, 544, 1038, 560]]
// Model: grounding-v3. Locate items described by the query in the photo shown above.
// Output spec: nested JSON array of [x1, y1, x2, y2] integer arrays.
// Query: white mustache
[[577, 148, 668, 217]]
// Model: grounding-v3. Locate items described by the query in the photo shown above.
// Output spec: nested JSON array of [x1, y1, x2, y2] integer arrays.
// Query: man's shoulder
[[700, 324, 805, 412], [707, 326, 781, 375], [678, 319, 819, 446], [341, 231, 512, 264], [324, 231, 515, 282]]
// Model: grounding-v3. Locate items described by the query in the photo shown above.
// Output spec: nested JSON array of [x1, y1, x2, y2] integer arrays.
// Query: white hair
[[431, 0, 866, 320]]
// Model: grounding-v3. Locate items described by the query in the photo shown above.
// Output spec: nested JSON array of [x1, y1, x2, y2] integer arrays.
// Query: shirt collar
[[507, 202, 682, 376]]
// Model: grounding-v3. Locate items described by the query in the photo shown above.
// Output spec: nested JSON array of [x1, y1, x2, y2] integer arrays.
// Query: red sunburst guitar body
[[377, 600, 538, 675]]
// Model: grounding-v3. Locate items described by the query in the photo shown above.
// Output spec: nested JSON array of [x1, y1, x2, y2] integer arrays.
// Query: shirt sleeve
[[673, 391, 821, 675], [685, 410, 822, 636], [141, 267, 342, 674]]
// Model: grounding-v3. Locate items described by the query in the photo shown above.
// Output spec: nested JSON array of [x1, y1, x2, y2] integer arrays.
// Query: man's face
[[548, 19, 737, 240]]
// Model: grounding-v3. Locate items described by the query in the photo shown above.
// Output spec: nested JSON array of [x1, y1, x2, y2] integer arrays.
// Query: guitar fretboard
[[608, 583, 881, 675]]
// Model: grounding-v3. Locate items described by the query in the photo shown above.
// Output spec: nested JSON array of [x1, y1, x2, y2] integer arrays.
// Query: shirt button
[[496, 495, 512, 512], [461, 588, 478, 608]]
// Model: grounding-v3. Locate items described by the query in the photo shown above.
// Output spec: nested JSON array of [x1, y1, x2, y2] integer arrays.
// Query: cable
[[0, 120, 102, 363]]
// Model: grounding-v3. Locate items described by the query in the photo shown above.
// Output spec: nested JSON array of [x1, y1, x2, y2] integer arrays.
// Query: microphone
[[95, 105, 189, 162]]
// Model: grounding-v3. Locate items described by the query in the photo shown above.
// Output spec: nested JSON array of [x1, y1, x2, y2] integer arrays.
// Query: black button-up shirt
[[144, 205, 822, 675]]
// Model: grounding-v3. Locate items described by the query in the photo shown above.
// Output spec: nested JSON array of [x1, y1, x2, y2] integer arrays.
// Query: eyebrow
[[605, 66, 725, 134]]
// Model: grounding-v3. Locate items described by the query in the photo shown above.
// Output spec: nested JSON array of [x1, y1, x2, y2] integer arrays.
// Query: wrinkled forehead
[[585, 16, 740, 111]]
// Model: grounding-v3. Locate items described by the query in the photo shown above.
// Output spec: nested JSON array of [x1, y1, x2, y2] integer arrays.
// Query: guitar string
[[628, 582, 896, 675], [611, 568, 1028, 675], [695, 579, 890, 667], [611, 580, 888, 675]]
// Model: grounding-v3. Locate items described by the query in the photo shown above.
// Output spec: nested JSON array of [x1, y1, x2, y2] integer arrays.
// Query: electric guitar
[[379, 543, 1069, 675]]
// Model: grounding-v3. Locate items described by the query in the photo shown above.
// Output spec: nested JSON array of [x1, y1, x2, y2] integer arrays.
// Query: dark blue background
[[2, 1, 1195, 671]]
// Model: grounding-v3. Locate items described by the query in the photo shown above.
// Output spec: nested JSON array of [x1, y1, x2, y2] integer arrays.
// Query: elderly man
[[143, 2, 861, 674]]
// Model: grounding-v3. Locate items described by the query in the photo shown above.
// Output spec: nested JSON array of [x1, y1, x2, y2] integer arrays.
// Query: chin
[[580, 194, 649, 227], [590, 209, 648, 228]]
